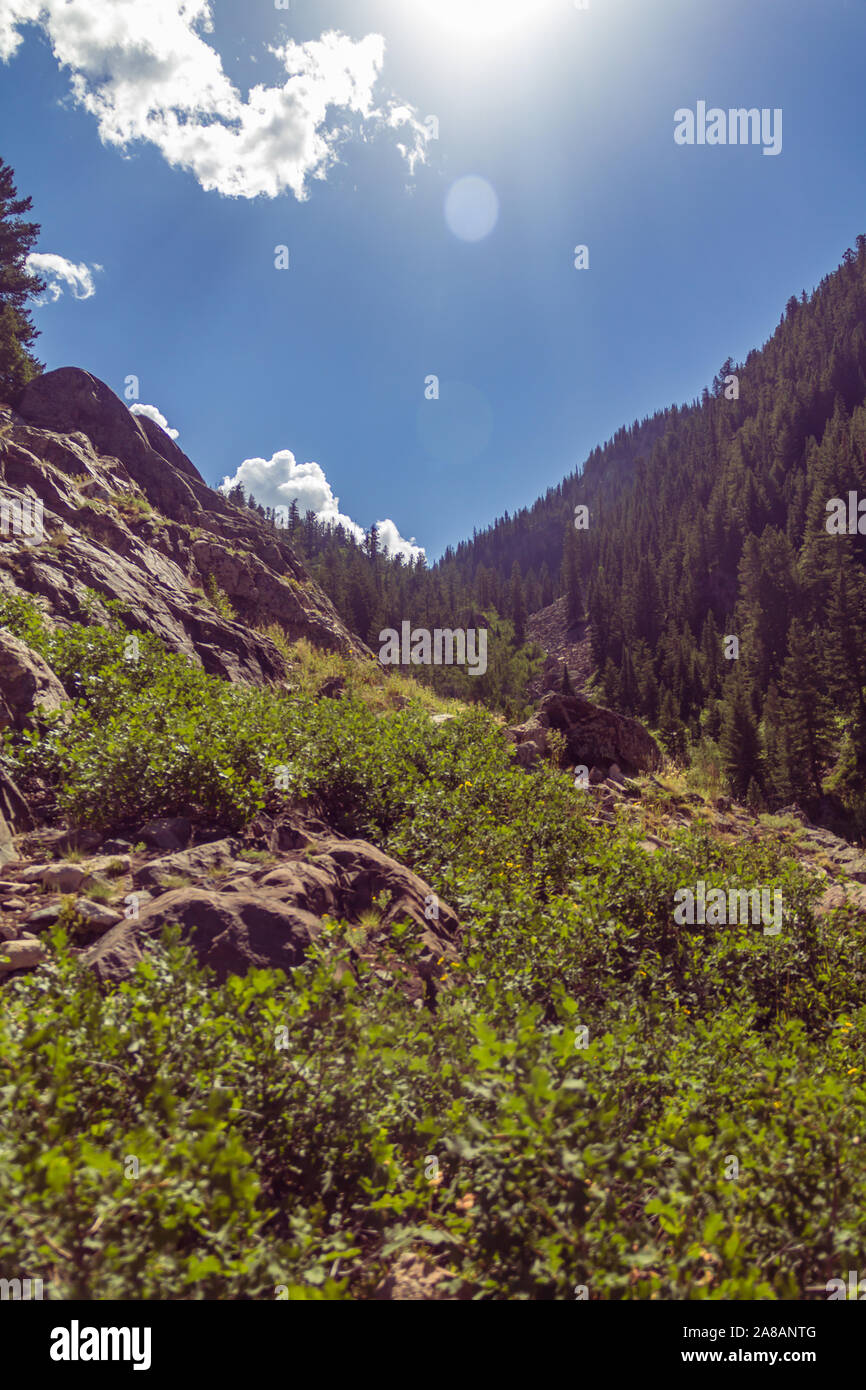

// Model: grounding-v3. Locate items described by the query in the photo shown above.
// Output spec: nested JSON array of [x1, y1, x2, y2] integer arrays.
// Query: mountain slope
[[1, 367, 367, 682], [364, 236, 866, 826]]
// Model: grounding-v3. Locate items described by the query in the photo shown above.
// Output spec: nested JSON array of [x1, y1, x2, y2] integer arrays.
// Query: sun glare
[[416, 0, 546, 42]]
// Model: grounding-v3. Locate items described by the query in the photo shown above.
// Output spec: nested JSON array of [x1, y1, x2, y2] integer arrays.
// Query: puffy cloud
[[130, 403, 179, 440], [0, 2, 429, 199], [375, 518, 425, 562], [221, 450, 424, 563], [26, 253, 101, 302]]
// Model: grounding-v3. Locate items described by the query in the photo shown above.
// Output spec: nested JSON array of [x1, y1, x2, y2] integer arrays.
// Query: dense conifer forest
[[235, 238, 866, 825]]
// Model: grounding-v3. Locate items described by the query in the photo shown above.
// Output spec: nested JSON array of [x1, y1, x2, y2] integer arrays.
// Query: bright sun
[[416, 0, 545, 41]]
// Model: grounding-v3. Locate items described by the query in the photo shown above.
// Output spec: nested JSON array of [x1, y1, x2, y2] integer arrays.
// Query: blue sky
[[1, 0, 864, 559]]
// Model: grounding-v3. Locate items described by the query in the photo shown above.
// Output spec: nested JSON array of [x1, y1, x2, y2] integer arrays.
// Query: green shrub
[[2, 593, 866, 1299]]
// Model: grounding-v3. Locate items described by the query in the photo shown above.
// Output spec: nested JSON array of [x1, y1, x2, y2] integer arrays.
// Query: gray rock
[[0, 628, 67, 731], [511, 741, 540, 769], [86, 828, 461, 989], [317, 676, 346, 700], [132, 838, 241, 892], [19, 827, 101, 857], [139, 817, 192, 851], [535, 692, 662, 776], [86, 888, 322, 986], [0, 938, 46, 973], [73, 898, 124, 934], [25, 904, 62, 930], [41, 864, 87, 893], [78, 853, 131, 878], [101, 839, 133, 855], [11, 368, 369, 676], [0, 767, 31, 864]]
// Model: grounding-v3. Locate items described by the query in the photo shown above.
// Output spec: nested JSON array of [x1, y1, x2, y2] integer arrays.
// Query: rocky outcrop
[[525, 597, 593, 702], [0, 767, 31, 865], [508, 691, 662, 777], [0, 368, 368, 683], [0, 629, 67, 730], [82, 820, 460, 991]]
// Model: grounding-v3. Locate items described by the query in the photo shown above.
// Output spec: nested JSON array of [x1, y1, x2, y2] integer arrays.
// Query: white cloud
[[0, 2, 429, 199], [221, 450, 424, 563], [26, 252, 100, 302], [130, 403, 179, 440], [375, 518, 424, 562]]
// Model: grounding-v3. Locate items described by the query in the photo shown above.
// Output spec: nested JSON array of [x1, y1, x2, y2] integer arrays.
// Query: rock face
[[0, 766, 31, 865], [84, 822, 460, 990], [508, 691, 662, 777], [1, 368, 368, 683], [0, 629, 67, 730]]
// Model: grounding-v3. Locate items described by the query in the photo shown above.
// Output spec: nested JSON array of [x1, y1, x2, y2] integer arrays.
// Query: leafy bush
[[2, 595, 866, 1299]]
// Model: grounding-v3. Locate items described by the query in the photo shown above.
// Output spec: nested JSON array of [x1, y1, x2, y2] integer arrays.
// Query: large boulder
[[84, 827, 460, 989], [85, 888, 323, 985], [0, 629, 67, 731], [509, 692, 662, 777]]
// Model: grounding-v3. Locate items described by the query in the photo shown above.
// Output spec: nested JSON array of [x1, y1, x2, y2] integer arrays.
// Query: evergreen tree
[[658, 688, 688, 762], [761, 682, 793, 805], [719, 672, 763, 801], [561, 524, 583, 626], [778, 618, 832, 800], [509, 561, 527, 646], [0, 159, 44, 400]]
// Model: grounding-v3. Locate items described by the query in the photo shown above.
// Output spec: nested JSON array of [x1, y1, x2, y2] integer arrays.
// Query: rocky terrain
[[0, 368, 366, 685], [0, 366, 685, 998], [526, 598, 593, 702], [2, 367, 866, 1305], [1, 364, 864, 1007]]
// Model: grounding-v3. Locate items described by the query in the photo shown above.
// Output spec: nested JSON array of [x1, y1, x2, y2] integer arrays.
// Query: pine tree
[[761, 681, 793, 805], [509, 561, 527, 646], [779, 618, 831, 800], [719, 672, 763, 801], [561, 524, 583, 626], [601, 656, 620, 709], [0, 159, 44, 400], [539, 561, 553, 608], [658, 688, 688, 762], [745, 777, 767, 814]]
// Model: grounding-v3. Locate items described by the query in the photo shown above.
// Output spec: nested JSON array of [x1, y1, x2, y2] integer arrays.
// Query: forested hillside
[[257, 238, 866, 826]]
